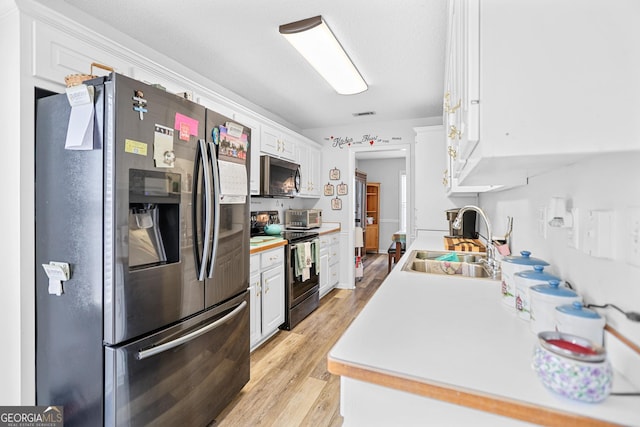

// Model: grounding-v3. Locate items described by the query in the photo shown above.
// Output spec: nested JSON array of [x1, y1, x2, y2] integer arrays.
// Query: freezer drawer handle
[[137, 301, 247, 360]]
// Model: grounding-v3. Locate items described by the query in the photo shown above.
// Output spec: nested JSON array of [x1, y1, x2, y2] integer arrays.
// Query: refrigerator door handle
[[137, 300, 247, 360], [207, 141, 221, 278], [197, 139, 213, 281]]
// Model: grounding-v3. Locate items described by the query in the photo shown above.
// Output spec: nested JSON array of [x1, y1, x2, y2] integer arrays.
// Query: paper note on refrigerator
[[174, 113, 199, 141], [64, 85, 95, 150], [153, 124, 175, 167], [217, 159, 247, 204]]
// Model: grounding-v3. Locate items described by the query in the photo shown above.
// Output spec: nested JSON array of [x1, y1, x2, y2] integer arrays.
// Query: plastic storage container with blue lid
[[556, 301, 602, 318], [514, 266, 562, 320], [555, 301, 606, 345], [531, 279, 577, 298], [515, 264, 559, 281], [500, 251, 550, 311], [530, 280, 581, 334], [502, 250, 550, 267]]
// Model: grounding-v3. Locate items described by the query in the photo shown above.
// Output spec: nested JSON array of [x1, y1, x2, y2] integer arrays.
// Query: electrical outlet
[[628, 207, 640, 267], [582, 210, 615, 259], [537, 206, 547, 239]]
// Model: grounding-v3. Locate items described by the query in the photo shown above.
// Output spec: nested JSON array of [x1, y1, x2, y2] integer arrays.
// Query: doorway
[[353, 147, 410, 255]]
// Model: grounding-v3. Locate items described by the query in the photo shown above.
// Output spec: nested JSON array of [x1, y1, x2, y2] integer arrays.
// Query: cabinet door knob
[[444, 92, 461, 114], [448, 125, 461, 140]]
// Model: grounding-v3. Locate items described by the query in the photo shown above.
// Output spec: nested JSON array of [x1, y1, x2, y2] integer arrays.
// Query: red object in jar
[[546, 339, 598, 355]]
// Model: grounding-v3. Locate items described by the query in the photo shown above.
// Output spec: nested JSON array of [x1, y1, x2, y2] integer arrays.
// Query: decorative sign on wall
[[326, 134, 403, 149], [331, 197, 342, 210], [337, 182, 348, 195], [324, 183, 334, 196], [329, 167, 340, 180]]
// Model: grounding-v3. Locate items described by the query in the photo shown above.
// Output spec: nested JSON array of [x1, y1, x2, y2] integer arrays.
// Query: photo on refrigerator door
[[218, 123, 248, 163]]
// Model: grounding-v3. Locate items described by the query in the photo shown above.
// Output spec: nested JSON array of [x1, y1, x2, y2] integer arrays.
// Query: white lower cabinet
[[319, 232, 341, 297], [249, 247, 285, 351], [319, 247, 329, 296]]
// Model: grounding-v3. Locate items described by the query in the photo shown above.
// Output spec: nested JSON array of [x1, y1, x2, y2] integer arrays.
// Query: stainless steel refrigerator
[[35, 73, 251, 426]]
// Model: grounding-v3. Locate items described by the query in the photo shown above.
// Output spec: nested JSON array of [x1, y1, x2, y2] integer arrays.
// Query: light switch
[[582, 210, 615, 259]]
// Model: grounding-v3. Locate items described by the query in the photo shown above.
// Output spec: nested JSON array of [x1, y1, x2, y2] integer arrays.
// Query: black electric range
[[281, 230, 320, 243], [250, 211, 321, 330]]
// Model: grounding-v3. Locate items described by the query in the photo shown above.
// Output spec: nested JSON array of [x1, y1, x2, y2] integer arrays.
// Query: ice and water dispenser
[[128, 169, 181, 269]]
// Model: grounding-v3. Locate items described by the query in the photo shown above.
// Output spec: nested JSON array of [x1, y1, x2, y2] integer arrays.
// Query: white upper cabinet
[[296, 142, 322, 198], [261, 124, 296, 161], [444, 0, 640, 187]]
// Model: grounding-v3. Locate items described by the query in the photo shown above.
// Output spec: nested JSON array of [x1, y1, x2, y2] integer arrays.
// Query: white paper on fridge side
[[64, 84, 95, 150]]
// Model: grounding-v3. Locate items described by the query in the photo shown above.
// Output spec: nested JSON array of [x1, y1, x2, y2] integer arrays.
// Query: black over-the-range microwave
[[259, 155, 301, 197]]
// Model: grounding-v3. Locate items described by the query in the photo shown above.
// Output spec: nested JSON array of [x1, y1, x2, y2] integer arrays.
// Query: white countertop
[[317, 222, 341, 235], [329, 233, 639, 426], [250, 223, 340, 254]]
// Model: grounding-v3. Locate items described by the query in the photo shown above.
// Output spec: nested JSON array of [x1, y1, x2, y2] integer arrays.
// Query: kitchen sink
[[401, 250, 494, 279]]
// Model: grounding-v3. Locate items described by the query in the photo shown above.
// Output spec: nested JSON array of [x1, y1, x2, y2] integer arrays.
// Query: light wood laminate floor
[[212, 254, 388, 427]]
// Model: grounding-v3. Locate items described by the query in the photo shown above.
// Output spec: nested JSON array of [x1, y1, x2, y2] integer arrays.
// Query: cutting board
[[443, 237, 486, 252]]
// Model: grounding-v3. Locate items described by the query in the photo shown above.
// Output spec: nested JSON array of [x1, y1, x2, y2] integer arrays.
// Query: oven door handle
[[137, 301, 247, 360]]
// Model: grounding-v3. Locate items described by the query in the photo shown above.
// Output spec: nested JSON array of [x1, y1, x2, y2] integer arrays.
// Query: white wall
[[0, 4, 26, 405], [304, 117, 441, 285], [413, 126, 478, 234], [357, 158, 404, 253], [479, 151, 640, 347]]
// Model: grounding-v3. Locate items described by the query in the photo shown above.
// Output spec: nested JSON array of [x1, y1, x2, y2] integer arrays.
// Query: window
[[399, 171, 406, 231]]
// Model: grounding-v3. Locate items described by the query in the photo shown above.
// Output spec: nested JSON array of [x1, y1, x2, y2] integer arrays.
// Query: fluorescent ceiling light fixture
[[279, 16, 367, 95]]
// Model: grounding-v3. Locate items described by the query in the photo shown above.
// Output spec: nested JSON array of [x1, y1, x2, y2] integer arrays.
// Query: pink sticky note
[[174, 113, 199, 140]]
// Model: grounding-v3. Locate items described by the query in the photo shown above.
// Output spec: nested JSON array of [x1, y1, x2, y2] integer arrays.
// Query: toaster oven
[[285, 209, 322, 229]]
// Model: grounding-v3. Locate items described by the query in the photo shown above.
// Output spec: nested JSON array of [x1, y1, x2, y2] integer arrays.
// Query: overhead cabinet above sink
[[444, 0, 640, 188]]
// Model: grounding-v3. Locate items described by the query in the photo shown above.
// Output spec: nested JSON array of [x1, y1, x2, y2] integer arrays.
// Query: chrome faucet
[[452, 205, 501, 279]]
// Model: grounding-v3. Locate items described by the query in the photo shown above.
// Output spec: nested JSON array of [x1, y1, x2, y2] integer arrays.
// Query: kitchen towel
[[302, 242, 312, 281], [295, 242, 312, 281], [295, 242, 305, 278]]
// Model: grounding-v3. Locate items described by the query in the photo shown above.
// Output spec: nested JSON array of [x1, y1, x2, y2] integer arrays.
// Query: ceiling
[[38, 0, 447, 131]]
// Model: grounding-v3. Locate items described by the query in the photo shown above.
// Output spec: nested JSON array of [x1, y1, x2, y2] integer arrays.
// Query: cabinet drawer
[[330, 234, 340, 245], [329, 264, 339, 286], [260, 248, 284, 270], [319, 236, 331, 247], [328, 242, 340, 266]]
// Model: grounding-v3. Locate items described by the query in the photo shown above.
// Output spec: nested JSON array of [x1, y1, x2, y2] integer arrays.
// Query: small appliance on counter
[[285, 209, 322, 229], [251, 210, 281, 236], [532, 331, 612, 403], [445, 208, 478, 238]]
